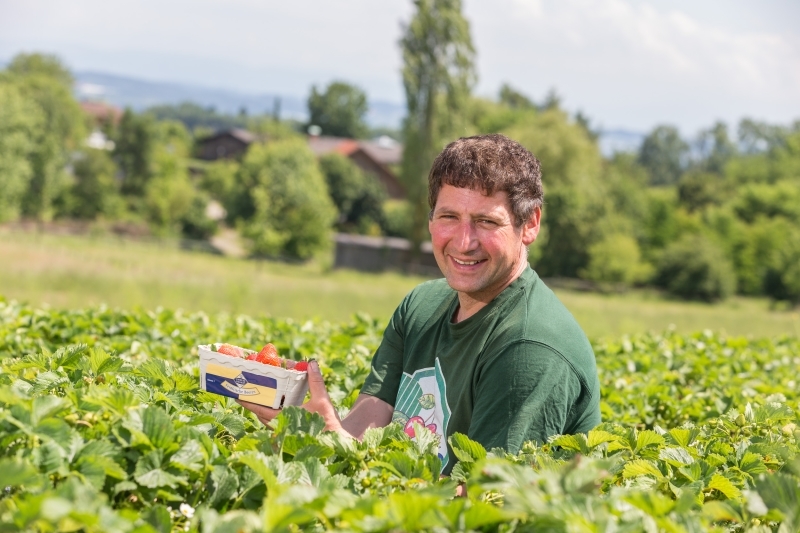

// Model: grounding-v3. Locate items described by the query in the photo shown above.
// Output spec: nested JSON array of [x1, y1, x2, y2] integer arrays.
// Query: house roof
[[80, 101, 123, 124], [308, 135, 403, 165], [199, 128, 257, 145]]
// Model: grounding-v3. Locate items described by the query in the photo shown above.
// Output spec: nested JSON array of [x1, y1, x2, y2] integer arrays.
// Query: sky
[[1, 0, 798, 134]]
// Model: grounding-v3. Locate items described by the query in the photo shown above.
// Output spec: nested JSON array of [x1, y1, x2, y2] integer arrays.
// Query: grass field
[[1, 229, 798, 340]]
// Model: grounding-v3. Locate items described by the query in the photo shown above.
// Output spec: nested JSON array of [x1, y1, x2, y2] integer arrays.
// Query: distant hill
[[73, 70, 406, 128]]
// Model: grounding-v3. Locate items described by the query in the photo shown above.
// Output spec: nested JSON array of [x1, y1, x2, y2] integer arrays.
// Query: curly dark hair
[[427, 134, 543, 227]]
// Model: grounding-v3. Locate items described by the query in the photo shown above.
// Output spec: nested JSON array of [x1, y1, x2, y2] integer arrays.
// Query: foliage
[[62, 148, 124, 220], [382, 200, 414, 239], [0, 300, 799, 531], [0, 82, 42, 222], [2, 53, 87, 222], [238, 139, 337, 260], [319, 153, 386, 234], [638, 125, 690, 186], [115, 109, 157, 197], [307, 81, 369, 139], [400, 0, 476, 260], [580, 233, 651, 288], [146, 102, 248, 133], [654, 234, 737, 302]]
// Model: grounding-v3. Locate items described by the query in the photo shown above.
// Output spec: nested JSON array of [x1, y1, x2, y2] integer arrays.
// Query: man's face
[[429, 184, 540, 303]]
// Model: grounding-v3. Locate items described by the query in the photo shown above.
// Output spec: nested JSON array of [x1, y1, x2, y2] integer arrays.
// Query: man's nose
[[453, 221, 478, 252]]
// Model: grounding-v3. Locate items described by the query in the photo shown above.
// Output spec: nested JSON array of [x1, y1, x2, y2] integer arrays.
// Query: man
[[240, 134, 601, 474]]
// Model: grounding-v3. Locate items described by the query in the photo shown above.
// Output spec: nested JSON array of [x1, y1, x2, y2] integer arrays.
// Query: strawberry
[[293, 361, 308, 372], [217, 344, 241, 357], [249, 343, 281, 367]]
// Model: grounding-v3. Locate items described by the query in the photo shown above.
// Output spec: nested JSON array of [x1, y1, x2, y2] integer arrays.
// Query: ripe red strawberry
[[217, 344, 241, 357], [293, 361, 308, 372], [248, 343, 281, 367]]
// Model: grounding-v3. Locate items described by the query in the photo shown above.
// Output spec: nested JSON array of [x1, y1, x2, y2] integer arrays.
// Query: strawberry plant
[[0, 298, 798, 532]]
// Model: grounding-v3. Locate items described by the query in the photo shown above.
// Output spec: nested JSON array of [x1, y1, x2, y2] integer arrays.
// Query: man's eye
[[478, 219, 496, 225]]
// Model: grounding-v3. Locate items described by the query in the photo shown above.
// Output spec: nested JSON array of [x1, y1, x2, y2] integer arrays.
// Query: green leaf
[[31, 395, 67, 425], [550, 434, 588, 454], [209, 465, 240, 507], [622, 459, 663, 479], [417, 393, 435, 409], [668, 428, 700, 447], [134, 450, 184, 489], [170, 440, 206, 471], [634, 430, 665, 453], [0, 458, 39, 486], [659, 446, 694, 467], [142, 406, 176, 450], [707, 473, 742, 500], [586, 429, 620, 449], [463, 500, 515, 529], [624, 491, 675, 517], [448, 433, 486, 463]]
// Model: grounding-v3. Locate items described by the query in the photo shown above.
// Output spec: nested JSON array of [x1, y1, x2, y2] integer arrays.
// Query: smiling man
[[240, 134, 601, 474]]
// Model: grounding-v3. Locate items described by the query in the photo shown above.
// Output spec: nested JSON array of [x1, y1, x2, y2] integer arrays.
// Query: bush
[[579, 233, 651, 289], [382, 200, 413, 239], [763, 224, 800, 304], [239, 139, 336, 260], [319, 153, 386, 233], [654, 234, 736, 302]]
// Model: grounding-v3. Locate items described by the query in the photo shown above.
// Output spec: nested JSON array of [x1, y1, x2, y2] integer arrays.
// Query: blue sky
[[1, 0, 798, 133]]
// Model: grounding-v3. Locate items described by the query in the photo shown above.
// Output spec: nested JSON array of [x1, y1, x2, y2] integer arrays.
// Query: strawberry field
[[1, 298, 799, 532]]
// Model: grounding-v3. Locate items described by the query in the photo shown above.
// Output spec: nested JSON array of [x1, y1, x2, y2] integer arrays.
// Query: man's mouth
[[452, 257, 485, 266]]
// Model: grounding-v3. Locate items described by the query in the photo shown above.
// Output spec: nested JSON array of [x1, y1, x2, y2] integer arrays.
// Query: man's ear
[[521, 207, 541, 246]]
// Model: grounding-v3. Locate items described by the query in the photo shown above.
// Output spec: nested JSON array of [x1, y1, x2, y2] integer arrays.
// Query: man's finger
[[236, 399, 281, 425], [306, 360, 329, 400]]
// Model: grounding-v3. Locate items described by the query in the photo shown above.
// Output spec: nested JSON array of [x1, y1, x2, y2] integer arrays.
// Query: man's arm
[[238, 360, 393, 439]]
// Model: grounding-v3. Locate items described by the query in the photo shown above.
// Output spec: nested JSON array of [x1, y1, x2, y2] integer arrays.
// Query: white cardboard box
[[198, 344, 309, 409]]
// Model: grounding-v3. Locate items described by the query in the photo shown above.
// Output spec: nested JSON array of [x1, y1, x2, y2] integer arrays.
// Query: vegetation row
[[1, 299, 799, 531]]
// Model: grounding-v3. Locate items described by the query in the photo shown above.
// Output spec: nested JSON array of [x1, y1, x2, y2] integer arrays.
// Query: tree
[[307, 81, 369, 139], [115, 109, 156, 197], [319, 153, 386, 234], [239, 139, 336, 260], [66, 149, 122, 219], [4, 53, 86, 221], [0, 82, 42, 222], [498, 83, 535, 110], [503, 108, 606, 277], [400, 0, 476, 261], [638, 125, 689, 186], [654, 234, 736, 302], [695, 121, 736, 174]]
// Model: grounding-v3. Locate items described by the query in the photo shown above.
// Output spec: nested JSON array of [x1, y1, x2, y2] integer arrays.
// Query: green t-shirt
[[360, 266, 601, 473]]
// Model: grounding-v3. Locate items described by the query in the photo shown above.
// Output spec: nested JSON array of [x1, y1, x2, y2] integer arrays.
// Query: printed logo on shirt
[[392, 358, 451, 470]]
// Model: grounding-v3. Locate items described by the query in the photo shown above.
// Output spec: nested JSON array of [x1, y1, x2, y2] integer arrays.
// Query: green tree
[[65, 149, 122, 219], [503, 108, 606, 277], [115, 109, 156, 197], [0, 82, 42, 222], [498, 83, 535, 110], [695, 121, 736, 174], [654, 234, 736, 302], [400, 0, 476, 260], [319, 153, 386, 234], [143, 121, 195, 234], [307, 81, 369, 139], [580, 233, 651, 289], [239, 139, 336, 260], [638, 125, 689, 186], [677, 171, 728, 212], [5, 53, 86, 221]]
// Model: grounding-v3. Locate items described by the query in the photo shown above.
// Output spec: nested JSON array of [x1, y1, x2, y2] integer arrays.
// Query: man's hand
[[237, 360, 344, 434], [237, 360, 394, 440]]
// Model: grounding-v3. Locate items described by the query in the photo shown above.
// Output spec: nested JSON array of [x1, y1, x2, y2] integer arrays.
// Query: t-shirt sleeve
[[358, 299, 407, 406], [468, 341, 588, 453]]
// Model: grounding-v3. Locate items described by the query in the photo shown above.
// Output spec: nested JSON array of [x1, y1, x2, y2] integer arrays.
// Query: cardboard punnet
[[198, 344, 309, 409]]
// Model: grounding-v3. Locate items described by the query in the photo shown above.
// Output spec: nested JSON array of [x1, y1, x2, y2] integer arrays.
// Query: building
[[196, 129, 258, 161], [308, 135, 405, 199]]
